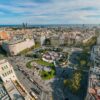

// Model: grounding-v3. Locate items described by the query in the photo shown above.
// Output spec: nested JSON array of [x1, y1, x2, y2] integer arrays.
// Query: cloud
[[33, 0, 52, 3], [0, 0, 100, 24], [79, 7, 97, 11]]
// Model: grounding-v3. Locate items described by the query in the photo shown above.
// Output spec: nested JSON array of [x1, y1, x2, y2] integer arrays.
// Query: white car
[[30, 91, 38, 99]]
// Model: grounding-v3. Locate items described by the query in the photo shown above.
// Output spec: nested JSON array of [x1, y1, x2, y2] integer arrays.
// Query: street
[[7, 56, 52, 100]]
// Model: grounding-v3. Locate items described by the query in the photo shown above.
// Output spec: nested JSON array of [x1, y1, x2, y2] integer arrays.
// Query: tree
[[44, 38, 51, 45], [80, 60, 86, 66], [69, 71, 82, 93], [63, 79, 69, 86]]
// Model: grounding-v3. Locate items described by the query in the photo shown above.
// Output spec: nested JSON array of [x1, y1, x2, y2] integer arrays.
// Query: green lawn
[[35, 59, 54, 67], [40, 69, 55, 80], [26, 59, 54, 69], [26, 60, 33, 69], [26, 59, 56, 80]]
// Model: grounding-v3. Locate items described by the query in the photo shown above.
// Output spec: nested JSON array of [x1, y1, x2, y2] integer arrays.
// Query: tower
[[40, 33, 46, 46]]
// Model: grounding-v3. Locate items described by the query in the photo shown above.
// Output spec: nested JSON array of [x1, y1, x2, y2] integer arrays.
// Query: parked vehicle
[[30, 91, 38, 99], [31, 88, 40, 95], [29, 78, 34, 82]]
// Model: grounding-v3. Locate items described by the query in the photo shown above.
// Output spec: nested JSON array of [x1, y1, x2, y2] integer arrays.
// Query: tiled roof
[[0, 31, 10, 40]]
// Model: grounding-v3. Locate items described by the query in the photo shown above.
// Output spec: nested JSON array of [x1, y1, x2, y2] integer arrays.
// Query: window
[[6, 65, 8, 68], [3, 65, 8, 70], [9, 70, 11, 74], [2, 74, 5, 77], [4, 66, 6, 69], [7, 71, 10, 75], [2, 67, 4, 70], [5, 73, 7, 77]]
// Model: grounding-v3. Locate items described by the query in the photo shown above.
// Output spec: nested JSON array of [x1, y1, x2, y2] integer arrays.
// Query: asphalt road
[[14, 66, 41, 98], [8, 57, 51, 100]]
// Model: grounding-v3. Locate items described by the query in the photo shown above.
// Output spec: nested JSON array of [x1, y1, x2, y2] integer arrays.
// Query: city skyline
[[0, 0, 100, 24]]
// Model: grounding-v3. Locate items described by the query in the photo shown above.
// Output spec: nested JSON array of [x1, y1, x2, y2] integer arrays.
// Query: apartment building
[[0, 59, 17, 82], [0, 59, 33, 100], [86, 34, 100, 100], [2, 38, 35, 55]]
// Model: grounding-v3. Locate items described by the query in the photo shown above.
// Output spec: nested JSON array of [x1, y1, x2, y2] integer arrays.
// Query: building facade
[[2, 38, 35, 55], [0, 59, 33, 100], [86, 34, 100, 100], [0, 59, 17, 83], [40, 35, 46, 46]]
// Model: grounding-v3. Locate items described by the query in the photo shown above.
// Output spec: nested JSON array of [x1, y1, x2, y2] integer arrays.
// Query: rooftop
[[3, 38, 25, 45], [0, 31, 9, 40], [88, 70, 100, 100]]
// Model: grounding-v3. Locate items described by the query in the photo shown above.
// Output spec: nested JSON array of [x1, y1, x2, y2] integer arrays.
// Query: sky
[[0, 0, 100, 24]]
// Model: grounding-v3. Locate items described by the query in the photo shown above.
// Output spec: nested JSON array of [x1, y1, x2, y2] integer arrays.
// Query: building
[[42, 51, 59, 63], [97, 33, 100, 45], [0, 84, 10, 100], [51, 35, 60, 46], [0, 59, 17, 82], [40, 34, 46, 46], [2, 38, 35, 55], [91, 46, 100, 66], [86, 34, 100, 100], [0, 31, 10, 45], [0, 59, 33, 100], [90, 35, 100, 73], [0, 31, 10, 40]]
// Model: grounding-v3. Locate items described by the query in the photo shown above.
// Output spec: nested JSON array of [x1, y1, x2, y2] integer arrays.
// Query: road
[[14, 66, 42, 99], [8, 56, 52, 100]]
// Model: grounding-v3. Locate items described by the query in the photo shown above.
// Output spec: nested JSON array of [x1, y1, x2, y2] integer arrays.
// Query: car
[[30, 91, 38, 99], [21, 70, 24, 73], [19, 68, 23, 71], [31, 88, 40, 95], [29, 78, 34, 82], [24, 72, 28, 76]]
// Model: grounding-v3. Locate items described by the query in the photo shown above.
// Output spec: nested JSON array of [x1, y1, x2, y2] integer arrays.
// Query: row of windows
[[2, 70, 13, 77], [2, 65, 8, 70]]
